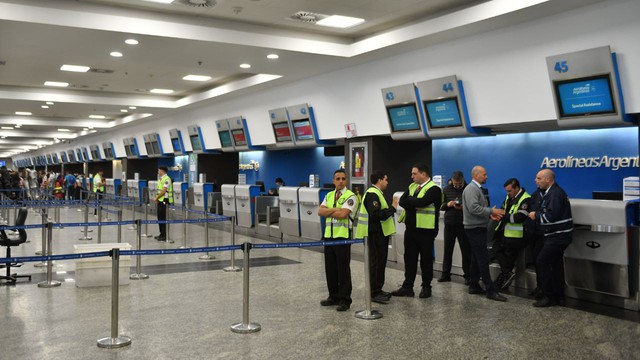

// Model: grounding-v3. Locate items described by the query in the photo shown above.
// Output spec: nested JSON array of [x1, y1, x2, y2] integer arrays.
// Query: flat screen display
[[554, 74, 616, 117], [171, 138, 182, 152], [125, 145, 132, 157], [292, 119, 314, 141], [52, 153, 59, 163], [386, 104, 421, 132], [231, 129, 247, 147], [273, 122, 292, 142], [218, 131, 233, 148], [424, 98, 463, 129], [76, 149, 83, 162], [151, 141, 161, 155], [190, 134, 202, 151]]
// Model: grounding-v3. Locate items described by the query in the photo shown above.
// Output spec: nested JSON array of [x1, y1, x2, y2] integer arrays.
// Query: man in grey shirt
[[463, 166, 507, 302]]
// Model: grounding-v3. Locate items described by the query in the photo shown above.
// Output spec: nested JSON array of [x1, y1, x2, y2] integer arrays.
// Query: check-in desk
[[193, 183, 214, 211], [126, 179, 148, 200], [221, 185, 237, 222], [299, 188, 330, 241], [564, 199, 640, 310], [279, 187, 300, 242], [390, 192, 407, 264], [173, 182, 189, 208], [105, 179, 121, 197], [208, 192, 222, 215], [147, 181, 158, 215], [255, 196, 281, 238], [235, 185, 261, 228]]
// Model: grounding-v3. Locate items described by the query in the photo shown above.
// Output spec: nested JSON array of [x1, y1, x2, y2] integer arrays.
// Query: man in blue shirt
[[64, 171, 76, 201]]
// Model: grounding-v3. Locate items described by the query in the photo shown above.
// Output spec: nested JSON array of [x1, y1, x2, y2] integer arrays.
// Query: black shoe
[[372, 294, 390, 304], [419, 287, 432, 299], [487, 292, 507, 302], [320, 298, 340, 306], [336, 303, 350, 312], [464, 278, 470, 286], [501, 272, 515, 290], [391, 287, 415, 297], [494, 273, 505, 290], [557, 298, 567, 307], [528, 287, 541, 298], [154, 235, 161, 239], [379, 290, 392, 298], [468, 286, 486, 295], [533, 297, 557, 307], [156, 236, 166, 241], [437, 275, 451, 283]]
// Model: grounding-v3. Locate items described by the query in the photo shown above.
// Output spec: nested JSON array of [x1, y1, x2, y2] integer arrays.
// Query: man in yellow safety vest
[[153, 166, 173, 241]]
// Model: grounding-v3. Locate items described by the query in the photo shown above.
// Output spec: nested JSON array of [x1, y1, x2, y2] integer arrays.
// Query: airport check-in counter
[[126, 179, 148, 200], [255, 196, 281, 238], [193, 183, 214, 211], [299, 187, 330, 241], [172, 182, 189, 208], [279, 187, 301, 242], [148, 181, 158, 211], [235, 185, 261, 228], [221, 185, 237, 221], [208, 192, 222, 215], [105, 178, 121, 196], [564, 199, 640, 310]]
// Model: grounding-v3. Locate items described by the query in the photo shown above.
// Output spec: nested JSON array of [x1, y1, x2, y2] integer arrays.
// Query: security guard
[[153, 166, 173, 241], [92, 169, 105, 215], [318, 169, 358, 312], [492, 178, 531, 291], [355, 170, 398, 304], [392, 163, 442, 299]]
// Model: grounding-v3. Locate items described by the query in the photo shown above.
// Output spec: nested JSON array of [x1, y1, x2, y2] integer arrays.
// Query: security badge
[[347, 199, 354, 206], [521, 203, 528, 210]]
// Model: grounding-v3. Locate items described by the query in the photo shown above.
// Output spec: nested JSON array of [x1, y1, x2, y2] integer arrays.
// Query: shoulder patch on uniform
[[347, 199, 354, 206], [521, 203, 528, 210], [372, 201, 379, 208]]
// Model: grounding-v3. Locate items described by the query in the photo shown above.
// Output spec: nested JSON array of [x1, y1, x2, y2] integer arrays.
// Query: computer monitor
[[386, 103, 421, 132], [255, 181, 265, 193], [554, 74, 616, 118]]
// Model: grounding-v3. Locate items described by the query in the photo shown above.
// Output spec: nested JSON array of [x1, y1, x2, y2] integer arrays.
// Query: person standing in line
[[355, 170, 398, 304], [317, 169, 358, 312], [391, 163, 442, 299], [492, 178, 531, 291], [64, 171, 76, 201], [92, 169, 105, 215], [462, 165, 507, 302], [153, 166, 173, 242], [438, 171, 471, 284], [528, 169, 573, 307]]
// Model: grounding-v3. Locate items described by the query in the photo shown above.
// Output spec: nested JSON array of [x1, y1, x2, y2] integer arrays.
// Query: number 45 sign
[[554, 60, 569, 73]]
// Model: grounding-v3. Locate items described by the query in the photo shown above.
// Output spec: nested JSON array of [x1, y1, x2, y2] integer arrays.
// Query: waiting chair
[[0, 208, 32, 284]]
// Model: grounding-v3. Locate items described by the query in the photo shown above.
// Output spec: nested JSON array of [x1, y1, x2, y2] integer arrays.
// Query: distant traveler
[[439, 170, 471, 284]]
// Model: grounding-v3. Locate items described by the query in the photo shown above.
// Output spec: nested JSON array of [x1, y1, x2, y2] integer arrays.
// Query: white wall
[[21, 0, 640, 160]]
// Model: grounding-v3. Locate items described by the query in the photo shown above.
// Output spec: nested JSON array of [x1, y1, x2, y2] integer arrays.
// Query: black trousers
[[442, 224, 471, 278], [402, 228, 435, 289], [324, 240, 352, 304], [494, 234, 526, 274], [93, 190, 103, 215], [536, 241, 569, 301], [466, 227, 496, 293], [368, 232, 390, 295], [157, 200, 168, 236]]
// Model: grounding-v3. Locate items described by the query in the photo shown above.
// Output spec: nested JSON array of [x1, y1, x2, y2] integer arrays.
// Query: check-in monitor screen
[[190, 134, 202, 151], [292, 119, 314, 141], [273, 121, 292, 142], [52, 153, 59, 163], [171, 138, 182, 152], [151, 141, 161, 155], [219, 131, 233, 148], [231, 129, 248, 147], [424, 98, 463, 129], [76, 149, 83, 162], [554, 74, 616, 117], [144, 142, 153, 155], [387, 104, 421, 132]]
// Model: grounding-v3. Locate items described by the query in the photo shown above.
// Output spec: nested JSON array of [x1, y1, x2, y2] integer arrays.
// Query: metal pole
[[117, 209, 122, 243], [97, 248, 132, 348], [127, 198, 136, 231], [165, 203, 173, 243], [79, 203, 93, 240], [35, 207, 46, 256], [199, 210, 215, 260], [355, 236, 383, 320], [97, 205, 103, 244], [179, 207, 190, 249], [141, 203, 152, 237], [77, 189, 84, 212], [230, 242, 260, 333], [38, 222, 62, 288], [130, 219, 149, 280], [223, 217, 241, 271]]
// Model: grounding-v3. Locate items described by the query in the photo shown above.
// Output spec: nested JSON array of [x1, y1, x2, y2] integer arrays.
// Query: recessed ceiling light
[[44, 81, 69, 87], [316, 15, 365, 28], [1, 126, 14, 130], [88, 126, 94, 129], [150, 88, 174, 94], [89, 115, 106, 119], [267, 54, 279, 59], [121, 109, 128, 113], [41, 105, 49, 109], [125, 39, 139, 45], [0, 136, 6, 139], [90, 130, 97, 133], [110, 51, 123, 57], [239, 63, 251, 69], [15, 112, 32, 116], [83, 128, 88, 131], [57, 128, 70, 132], [60, 64, 90, 72], [129, 106, 137, 109], [142, 0, 174, 3], [46, 102, 54, 105], [182, 75, 212, 82], [15, 124, 21, 128]]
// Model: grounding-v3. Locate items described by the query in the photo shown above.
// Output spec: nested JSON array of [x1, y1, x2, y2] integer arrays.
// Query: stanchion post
[[223, 216, 240, 271], [35, 207, 46, 257], [97, 248, 132, 348], [199, 210, 214, 260], [38, 222, 62, 288], [77, 190, 84, 212], [117, 209, 122, 243], [127, 198, 137, 231], [79, 202, 93, 240], [179, 207, 190, 249], [230, 242, 261, 333], [355, 236, 383, 320], [97, 205, 103, 244], [165, 202, 173, 243], [130, 219, 149, 280], [141, 203, 152, 237]]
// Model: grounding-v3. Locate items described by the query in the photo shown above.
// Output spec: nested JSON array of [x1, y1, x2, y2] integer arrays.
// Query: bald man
[[462, 166, 507, 302], [528, 169, 573, 307]]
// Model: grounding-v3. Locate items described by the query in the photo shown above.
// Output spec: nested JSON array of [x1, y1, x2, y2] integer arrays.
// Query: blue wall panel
[[158, 155, 189, 183], [433, 127, 638, 206]]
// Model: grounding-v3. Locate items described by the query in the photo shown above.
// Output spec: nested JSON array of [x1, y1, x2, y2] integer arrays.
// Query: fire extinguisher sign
[[351, 144, 366, 179]]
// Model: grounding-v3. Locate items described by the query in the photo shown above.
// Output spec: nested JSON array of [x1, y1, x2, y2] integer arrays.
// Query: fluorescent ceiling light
[[41, 105, 49, 109], [57, 128, 70, 132], [121, 109, 128, 113], [44, 81, 69, 87], [60, 64, 90, 72], [267, 54, 279, 59], [182, 75, 212, 82], [150, 88, 174, 94], [316, 15, 365, 28], [125, 39, 139, 45], [142, 0, 174, 3], [129, 106, 137, 109], [89, 115, 105, 119], [15, 111, 32, 116], [239, 63, 251, 69], [1, 126, 14, 130], [88, 126, 94, 129], [110, 51, 123, 57], [46, 102, 54, 105]]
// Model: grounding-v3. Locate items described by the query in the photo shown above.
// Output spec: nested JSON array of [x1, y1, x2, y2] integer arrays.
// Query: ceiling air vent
[[178, 0, 217, 7], [89, 68, 115, 74], [289, 11, 326, 24]]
